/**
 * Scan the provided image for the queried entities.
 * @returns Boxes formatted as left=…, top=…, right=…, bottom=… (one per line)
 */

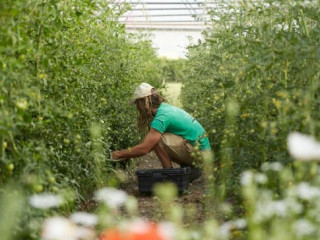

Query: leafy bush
left=182, top=0, right=320, bottom=199
left=0, top=0, right=162, bottom=198
left=159, top=58, right=188, bottom=83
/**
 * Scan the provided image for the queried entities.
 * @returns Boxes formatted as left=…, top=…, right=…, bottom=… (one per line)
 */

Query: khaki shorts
left=159, top=133, right=213, bottom=167
left=159, top=133, right=194, bottom=165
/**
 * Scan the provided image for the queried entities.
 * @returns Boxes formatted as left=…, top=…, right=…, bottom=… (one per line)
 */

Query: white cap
left=130, top=83, right=154, bottom=104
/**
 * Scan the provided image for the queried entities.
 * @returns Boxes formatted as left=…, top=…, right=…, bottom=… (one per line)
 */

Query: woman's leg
left=158, top=133, right=206, bottom=182
left=153, top=133, right=195, bottom=167
left=153, top=142, right=173, bottom=168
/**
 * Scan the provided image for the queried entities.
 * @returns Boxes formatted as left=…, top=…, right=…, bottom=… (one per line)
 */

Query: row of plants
left=2, top=132, right=320, bottom=240
left=159, top=58, right=189, bottom=83
left=0, top=0, right=162, bottom=202
left=182, top=0, right=320, bottom=202
left=2, top=0, right=320, bottom=239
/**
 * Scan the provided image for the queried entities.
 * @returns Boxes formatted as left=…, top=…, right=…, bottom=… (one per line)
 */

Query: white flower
left=70, top=212, right=98, bottom=227
left=254, top=173, right=268, bottom=184
left=241, top=171, right=267, bottom=185
left=218, top=219, right=246, bottom=239
left=254, top=200, right=286, bottom=222
left=42, top=217, right=94, bottom=240
left=29, top=193, right=63, bottom=209
left=158, top=222, right=177, bottom=240
left=292, top=182, right=320, bottom=201
left=218, top=222, right=232, bottom=239
left=309, top=201, right=320, bottom=222
left=292, top=219, right=317, bottom=238
left=189, top=231, right=201, bottom=240
left=263, top=2, right=271, bottom=8
left=95, top=187, right=128, bottom=209
left=42, top=217, right=76, bottom=240
left=261, top=162, right=283, bottom=172
left=287, top=132, right=320, bottom=161
left=127, top=219, right=150, bottom=234
left=240, top=171, right=254, bottom=186
left=253, top=193, right=303, bottom=222
left=233, top=219, right=247, bottom=229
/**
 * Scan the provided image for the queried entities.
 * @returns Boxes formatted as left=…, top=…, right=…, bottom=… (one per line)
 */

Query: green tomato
left=48, top=176, right=56, bottom=183
left=6, top=163, right=14, bottom=171
left=208, top=175, right=214, bottom=180
left=33, top=184, right=43, bottom=193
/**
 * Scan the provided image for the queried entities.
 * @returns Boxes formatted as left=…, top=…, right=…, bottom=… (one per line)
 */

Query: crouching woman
left=112, top=83, right=213, bottom=181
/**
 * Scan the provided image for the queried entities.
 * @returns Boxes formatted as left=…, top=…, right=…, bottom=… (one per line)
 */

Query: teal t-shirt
left=150, top=103, right=211, bottom=150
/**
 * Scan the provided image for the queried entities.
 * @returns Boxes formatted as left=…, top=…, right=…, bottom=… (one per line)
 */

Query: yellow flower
left=261, top=121, right=268, bottom=128
left=241, top=113, right=249, bottom=119
left=276, top=91, right=288, bottom=98
left=271, top=127, right=278, bottom=134
left=37, top=73, right=46, bottom=79
left=272, top=98, right=281, bottom=110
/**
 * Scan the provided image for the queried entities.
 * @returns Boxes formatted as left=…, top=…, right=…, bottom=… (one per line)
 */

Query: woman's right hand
left=112, top=150, right=122, bottom=160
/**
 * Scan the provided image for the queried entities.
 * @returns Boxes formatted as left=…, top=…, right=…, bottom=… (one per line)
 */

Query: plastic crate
left=136, top=167, right=190, bottom=194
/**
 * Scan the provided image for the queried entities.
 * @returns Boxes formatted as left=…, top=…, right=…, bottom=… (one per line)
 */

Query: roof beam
left=126, top=26, right=205, bottom=32
left=122, top=13, right=209, bottom=17
left=113, top=1, right=220, bottom=5
left=121, top=20, right=206, bottom=22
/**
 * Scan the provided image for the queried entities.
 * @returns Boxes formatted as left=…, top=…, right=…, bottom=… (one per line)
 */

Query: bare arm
left=112, top=128, right=162, bottom=160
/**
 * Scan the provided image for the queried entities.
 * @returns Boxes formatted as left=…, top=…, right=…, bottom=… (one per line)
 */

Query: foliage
left=0, top=0, right=162, bottom=199
left=4, top=157, right=320, bottom=240
left=2, top=0, right=320, bottom=239
left=182, top=0, right=320, bottom=200
left=159, top=58, right=188, bottom=83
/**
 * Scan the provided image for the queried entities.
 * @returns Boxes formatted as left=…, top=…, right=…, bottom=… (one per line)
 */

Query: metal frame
left=114, top=0, right=225, bottom=30
left=112, top=1, right=220, bottom=5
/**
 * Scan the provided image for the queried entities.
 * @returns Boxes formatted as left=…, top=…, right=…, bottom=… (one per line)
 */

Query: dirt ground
left=118, top=153, right=207, bottom=225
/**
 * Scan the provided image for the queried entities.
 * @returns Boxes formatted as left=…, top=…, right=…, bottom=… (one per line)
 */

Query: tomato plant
left=182, top=0, right=320, bottom=200
left=0, top=0, right=162, bottom=198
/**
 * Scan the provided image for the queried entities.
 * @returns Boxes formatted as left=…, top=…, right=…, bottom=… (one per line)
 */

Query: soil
left=118, top=153, right=207, bottom=226
left=80, top=152, right=208, bottom=226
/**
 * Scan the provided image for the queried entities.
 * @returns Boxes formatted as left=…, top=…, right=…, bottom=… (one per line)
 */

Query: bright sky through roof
left=128, top=29, right=203, bottom=59
left=118, top=0, right=212, bottom=59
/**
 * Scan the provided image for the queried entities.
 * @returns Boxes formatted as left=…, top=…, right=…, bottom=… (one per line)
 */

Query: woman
left=112, top=83, right=212, bottom=181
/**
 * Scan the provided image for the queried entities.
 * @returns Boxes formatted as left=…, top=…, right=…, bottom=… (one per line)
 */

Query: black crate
left=136, top=167, right=190, bottom=194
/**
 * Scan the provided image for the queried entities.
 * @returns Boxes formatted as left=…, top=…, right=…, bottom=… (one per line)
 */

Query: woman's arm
left=112, top=128, right=162, bottom=160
